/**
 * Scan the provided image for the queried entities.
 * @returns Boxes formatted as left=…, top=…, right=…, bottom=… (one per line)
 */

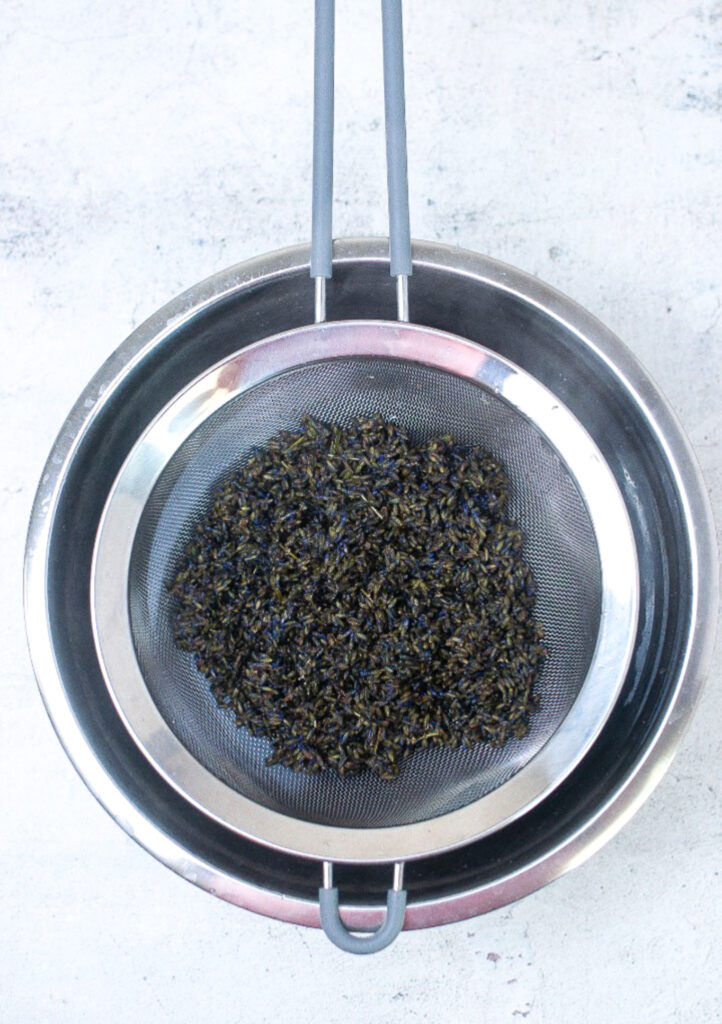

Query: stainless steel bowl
left=24, top=238, right=718, bottom=933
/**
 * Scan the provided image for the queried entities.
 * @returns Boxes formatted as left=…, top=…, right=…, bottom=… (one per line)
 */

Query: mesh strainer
left=89, top=0, right=638, bottom=952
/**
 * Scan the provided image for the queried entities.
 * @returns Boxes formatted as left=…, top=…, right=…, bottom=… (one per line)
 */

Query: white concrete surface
left=2, top=0, right=721, bottom=1020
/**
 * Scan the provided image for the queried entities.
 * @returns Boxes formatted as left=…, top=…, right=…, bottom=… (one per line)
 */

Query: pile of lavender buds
left=171, top=416, right=546, bottom=780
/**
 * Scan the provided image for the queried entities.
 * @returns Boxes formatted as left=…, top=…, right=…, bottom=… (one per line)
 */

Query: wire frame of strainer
left=91, top=319, right=639, bottom=864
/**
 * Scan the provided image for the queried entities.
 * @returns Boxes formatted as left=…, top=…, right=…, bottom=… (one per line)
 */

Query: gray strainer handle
left=310, top=0, right=334, bottom=283
left=319, top=861, right=407, bottom=954
left=311, top=0, right=412, bottom=322
left=381, top=0, right=412, bottom=280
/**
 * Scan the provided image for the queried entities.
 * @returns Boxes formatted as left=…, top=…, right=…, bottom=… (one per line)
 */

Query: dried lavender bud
left=170, top=415, right=546, bottom=780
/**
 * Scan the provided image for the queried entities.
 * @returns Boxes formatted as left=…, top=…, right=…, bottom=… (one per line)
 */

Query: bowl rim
left=24, top=237, right=718, bottom=929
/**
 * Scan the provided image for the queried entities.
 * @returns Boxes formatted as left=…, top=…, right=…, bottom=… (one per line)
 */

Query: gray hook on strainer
left=320, top=862, right=407, bottom=955
left=312, top=0, right=411, bottom=954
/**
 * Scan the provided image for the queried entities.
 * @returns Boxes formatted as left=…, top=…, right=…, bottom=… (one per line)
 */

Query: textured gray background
left=3, top=0, right=721, bottom=1021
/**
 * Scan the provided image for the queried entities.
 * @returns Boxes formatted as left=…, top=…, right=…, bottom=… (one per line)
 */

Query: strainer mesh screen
left=129, top=357, right=602, bottom=828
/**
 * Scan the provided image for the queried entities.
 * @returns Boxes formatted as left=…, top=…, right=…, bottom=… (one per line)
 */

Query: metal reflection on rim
left=89, top=318, right=639, bottom=863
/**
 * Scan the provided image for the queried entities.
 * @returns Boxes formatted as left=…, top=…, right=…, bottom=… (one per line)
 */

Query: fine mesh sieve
left=89, top=0, right=639, bottom=953
left=129, top=355, right=602, bottom=830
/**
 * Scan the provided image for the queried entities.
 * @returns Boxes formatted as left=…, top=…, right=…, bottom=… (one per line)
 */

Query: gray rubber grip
left=381, top=0, right=412, bottom=277
left=311, top=0, right=335, bottom=279
left=319, top=887, right=407, bottom=954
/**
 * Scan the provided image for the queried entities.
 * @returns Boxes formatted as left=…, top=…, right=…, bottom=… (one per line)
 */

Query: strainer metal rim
left=90, top=318, right=639, bottom=863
